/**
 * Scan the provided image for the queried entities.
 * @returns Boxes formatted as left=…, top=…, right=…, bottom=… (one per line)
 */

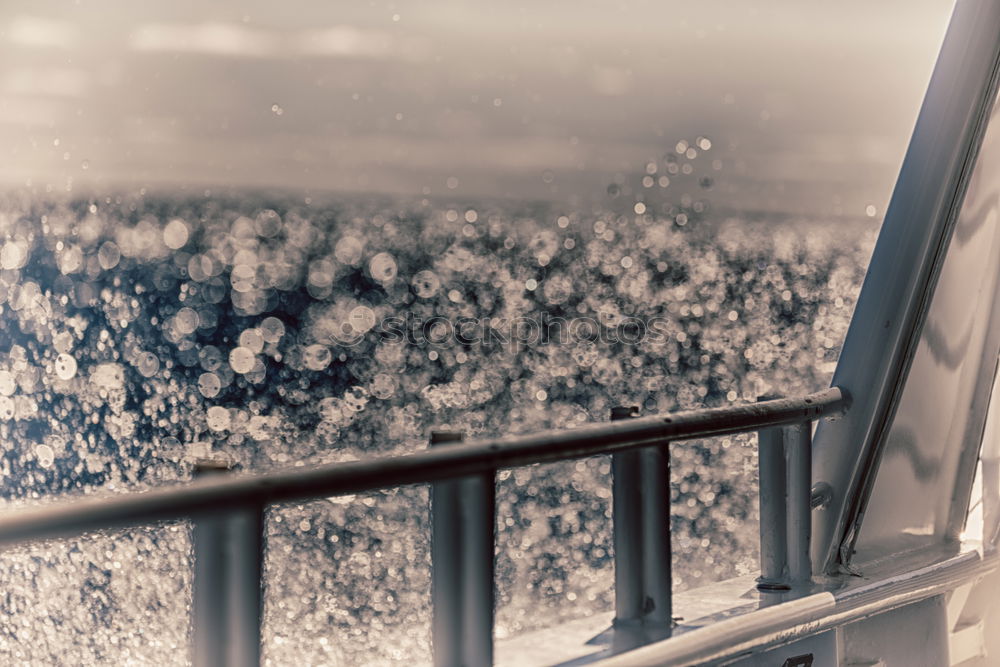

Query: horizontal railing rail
left=0, top=387, right=848, bottom=547
left=0, top=386, right=849, bottom=666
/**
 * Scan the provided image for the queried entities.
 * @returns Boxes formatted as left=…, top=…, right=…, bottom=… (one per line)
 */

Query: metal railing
left=0, top=387, right=848, bottom=666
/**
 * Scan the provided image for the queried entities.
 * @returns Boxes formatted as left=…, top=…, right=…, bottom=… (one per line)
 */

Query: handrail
left=0, top=386, right=848, bottom=666
left=0, top=387, right=848, bottom=548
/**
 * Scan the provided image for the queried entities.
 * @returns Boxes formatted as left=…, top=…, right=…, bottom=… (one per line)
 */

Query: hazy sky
left=0, top=1, right=956, bottom=217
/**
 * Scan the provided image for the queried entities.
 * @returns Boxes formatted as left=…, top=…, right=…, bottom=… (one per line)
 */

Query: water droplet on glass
left=136, top=351, right=160, bottom=378
left=1, top=242, right=28, bottom=270
left=229, top=347, right=257, bottom=374
left=343, top=386, right=369, bottom=412
left=411, top=270, right=440, bottom=299
left=0, top=371, right=15, bottom=397
left=206, top=406, right=231, bottom=432
left=369, top=252, right=398, bottom=283
left=334, top=236, right=364, bottom=266
left=198, top=372, right=222, bottom=399
left=239, top=328, right=265, bottom=354
left=163, top=219, right=190, bottom=250
left=54, top=353, right=78, bottom=380
left=348, top=306, right=376, bottom=334
left=34, top=444, right=55, bottom=468
left=98, top=241, right=121, bottom=270
left=173, top=307, right=200, bottom=336
left=303, top=344, right=332, bottom=371
left=370, top=373, right=397, bottom=399
left=199, top=346, right=224, bottom=372
left=260, top=317, right=285, bottom=344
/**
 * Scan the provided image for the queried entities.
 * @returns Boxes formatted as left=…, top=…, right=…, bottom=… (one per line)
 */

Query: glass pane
left=495, top=459, right=613, bottom=638
left=0, top=0, right=953, bottom=662
left=264, top=488, right=431, bottom=664
left=671, top=433, right=761, bottom=588
left=0, top=525, right=190, bottom=663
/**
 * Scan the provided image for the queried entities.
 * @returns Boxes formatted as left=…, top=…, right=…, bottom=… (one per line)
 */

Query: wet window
left=0, top=1, right=953, bottom=663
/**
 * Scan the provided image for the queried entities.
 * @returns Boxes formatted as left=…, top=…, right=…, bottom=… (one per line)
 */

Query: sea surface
left=0, top=188, right=875, bottom=665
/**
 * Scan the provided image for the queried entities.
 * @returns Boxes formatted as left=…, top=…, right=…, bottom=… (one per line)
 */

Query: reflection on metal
left=610, top=407, right=671, bottom=631
left=0, top=389, right=846, bottom=665
left=595, top=548, right=995, bottom=667
left=757, top=418, right=813, bottom=590
left=611, top=407, right=645, bottom=623
left=810, top=0, right=1000, bottom=573
left=638, top=444, right=672, bottom=626
left=757, top=424, right=788, bottom=589
left=981, top=362, right=1000, bottom=549
left=785, top=423, right=813, bottom=586
left=810, top=482, right=833, bottom=510
left=430, top=432, right=495, bottom=667
left=191, top=461, right=264, bottom=667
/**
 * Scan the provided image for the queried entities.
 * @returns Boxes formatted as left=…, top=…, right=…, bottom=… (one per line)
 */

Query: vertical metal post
left=757, top=425, right=789, bottom=590
left=192, top=460, right=264, bottom=667
left=639, top=443, right=672, bottom=626
left=430, top=431, right=495, bottom=667
left=226, top=505, right=265, bottom=667
left=611, top=407, right=644, bottom=624
left=192, top=463, right=227, bottom=667
left=611, top=407, right=672, bottom=628
left=784, top=422, right=813, bottom=584
left=431, top=432, right=462, bottom=667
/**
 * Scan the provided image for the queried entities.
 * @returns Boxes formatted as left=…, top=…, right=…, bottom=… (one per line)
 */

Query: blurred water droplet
left=0, top=371, right=14, bottom=397
left=260, top=316, right=286, bottom=343
left=239, top=328, right=265, bottom=354
left=54, top=353, right=77, bottom=380
left=370, top=373, right=397, bottom=399
left=198, top=372, right=222, bottom=399
left=411, top=270, right=440, bottom=299
left=136, top=351, right=160, bottom=378
left=163, top=219, right=189, bottom=250
left=207, top=406, right=231, bottom=432
left=34, top=444, right=55, bottom=468
left=303, top=344, right=332, bottom=371
left=229, top=347, right=257, bottom=374
left=334, top=236, right=364, bottom=266
left=369, top=252, right=398, bottom=283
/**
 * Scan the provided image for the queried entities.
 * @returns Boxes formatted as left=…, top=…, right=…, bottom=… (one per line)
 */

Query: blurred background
left=0, top=0, right=953, bottom=218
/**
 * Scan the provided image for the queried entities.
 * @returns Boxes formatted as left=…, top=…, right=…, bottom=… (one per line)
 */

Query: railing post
left=192, top=460, right=264, bottom=667
left=640, top=443, right=672, bottom=626
left=756, top=422, right=789, bottom=590
left=611, top=407, right=644, bottom=624
left=784, top=422, right=813, bottom=584
left=611, top=407, right=672, bottom=628
left=430, top=431, right=495, bottom=666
